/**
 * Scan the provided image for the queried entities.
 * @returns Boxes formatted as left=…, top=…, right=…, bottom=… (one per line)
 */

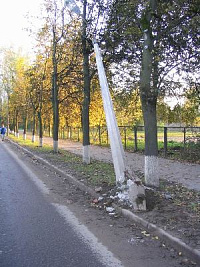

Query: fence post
left=70, top=127, right=72, bottom=140
left=98, top=125, right=101, bottom=145
left=66, top=126, right=68, bottom=139
left=63, top=127, right=65, bottom=139
left=106, top=128, right=108, bottom=145
left=77, top=127, right=80, bottom=142
left=124, top=126, right=127, bottom=150
left=183, top=127, right=186, bottom=150
left=164, top=127, right=167, bottom=157
left=134, top=126, right=138, bottom=152
left=49, top=123, right=51, bottom=137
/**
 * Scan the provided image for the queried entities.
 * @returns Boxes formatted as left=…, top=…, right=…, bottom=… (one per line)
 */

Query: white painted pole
left=93, top=40, right=125, bottom=184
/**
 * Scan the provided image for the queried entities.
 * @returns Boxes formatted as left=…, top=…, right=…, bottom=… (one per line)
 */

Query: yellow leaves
left=114, top=89, right=142, bottom=125
left=141, top=231, right=160, bottom=241
left=141, top=230, right=150, bottom=237
left=153, top=236, right=159, bottom=240
left=89, top=89, right=105, bottom=126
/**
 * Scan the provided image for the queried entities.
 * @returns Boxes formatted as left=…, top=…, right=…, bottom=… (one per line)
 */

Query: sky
left=0, top=0, right=43, bottom=55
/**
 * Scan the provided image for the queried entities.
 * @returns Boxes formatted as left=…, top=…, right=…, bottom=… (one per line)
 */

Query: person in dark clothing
left=1, top=124, right=7, bottom=141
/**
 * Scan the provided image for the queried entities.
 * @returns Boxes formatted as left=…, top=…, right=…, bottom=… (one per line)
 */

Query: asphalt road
left=0, top=142, right=122, bottom=267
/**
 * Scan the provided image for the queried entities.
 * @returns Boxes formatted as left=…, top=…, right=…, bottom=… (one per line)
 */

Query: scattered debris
left=106, top=207, right=115, bottom=213
left=180, top=258, right=189, bottom=265
left=141, top=231, right=150, bottom=237
left=66, top=199, right=73, bottom=204
left=164, top=193, right=173, bottom=200
left=98, top=196, right=104, bottom=202
left=108, top=212, right=116, bottom=216
left=128, top=236, right=144, bottom=245
left=92, top=199, right=99, bottom=204
left=117, top=191, right=129, bottom=203
left=95, top=186, right=103, bottom=193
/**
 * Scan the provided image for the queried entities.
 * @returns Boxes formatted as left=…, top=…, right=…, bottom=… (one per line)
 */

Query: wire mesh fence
left=57, top=125, right=199, bottom=157
left=28, top=123, right=200, bottom=162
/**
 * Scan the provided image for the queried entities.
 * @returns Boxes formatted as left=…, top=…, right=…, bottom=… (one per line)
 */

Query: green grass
left=9, top=135, right=53, bottom=153
left=54, top=149, right=116, bottom=186
left=8, top=134, right=116, bottom=187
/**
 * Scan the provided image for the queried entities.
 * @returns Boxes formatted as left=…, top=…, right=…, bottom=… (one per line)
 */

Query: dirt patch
left=141, top=180, right=200, bottom=250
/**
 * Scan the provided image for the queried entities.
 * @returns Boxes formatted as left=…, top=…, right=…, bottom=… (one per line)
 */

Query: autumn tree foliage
left=0, top=0, right=199, bottom=168
left=0, top=49, right=30, bottom=134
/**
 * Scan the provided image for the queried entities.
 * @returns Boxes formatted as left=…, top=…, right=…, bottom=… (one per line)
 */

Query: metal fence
left=57, top=125, right=200, bottom=156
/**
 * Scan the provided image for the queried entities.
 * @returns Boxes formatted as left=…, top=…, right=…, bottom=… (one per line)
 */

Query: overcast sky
left=0, top=0, right=43, bottom=55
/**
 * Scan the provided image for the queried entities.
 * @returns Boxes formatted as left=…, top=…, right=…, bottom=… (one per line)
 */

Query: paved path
left=24, top=134, right=200, bottom=191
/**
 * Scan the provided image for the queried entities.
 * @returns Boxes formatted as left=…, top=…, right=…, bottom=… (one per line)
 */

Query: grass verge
left=8, top=135, right=116, bottom=187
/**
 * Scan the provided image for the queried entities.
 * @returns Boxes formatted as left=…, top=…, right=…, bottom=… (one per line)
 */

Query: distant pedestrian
left=1, top=124, right=7, bottom=141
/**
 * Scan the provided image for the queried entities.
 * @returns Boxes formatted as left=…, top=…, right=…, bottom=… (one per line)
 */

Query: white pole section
left=93, top=40, right=125, bottom=184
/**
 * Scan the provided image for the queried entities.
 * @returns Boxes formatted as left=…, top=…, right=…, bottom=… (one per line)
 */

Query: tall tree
left=103, top=0, right=200, bottom=186
left=140, top=0, right=159, bottom=186
left=1, top=49, right=18, bottom=133
left=65, top=0, right=111, bottom=163
left=1, top=49, right=29, bottom=136
left=41, top=0, right=82, bottom=152
left=82, top=0, right=91, bottom=163
left=181, top=85, right=200, bottom=126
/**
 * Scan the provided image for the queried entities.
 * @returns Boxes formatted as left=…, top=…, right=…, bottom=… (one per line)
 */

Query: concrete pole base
left=39, top=138, right=43, bottom=147
left=83, top=145, right=90, bottom=164
left=127, top=180, right=146, bottom=211
left=145, top=155, right=159, bottom=187
left=53, top=140, right=58, bottom=153
left=32, top=135, right=35, bottom=143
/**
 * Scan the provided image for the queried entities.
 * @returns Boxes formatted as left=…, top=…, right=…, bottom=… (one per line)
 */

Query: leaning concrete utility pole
left=91, top=41, right=146, bottom=210
left=93, top=40, right=126, bottom=184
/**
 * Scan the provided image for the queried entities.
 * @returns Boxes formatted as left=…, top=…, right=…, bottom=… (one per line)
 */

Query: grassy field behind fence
left=55, top=126, right=200, bottom=163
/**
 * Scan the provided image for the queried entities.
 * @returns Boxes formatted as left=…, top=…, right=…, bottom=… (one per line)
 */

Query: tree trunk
left=38, top=110, right=43, bottom=147
left=32, top=112, right=36, bottom=143
left=7, top=113, right=9, bottom=136
left=23, top=114, right=27, bottom=140
left=16, top=111, right=19, bottom=138
left=12, top=117, right=15, bottom=135
left=82, top=0, right=90, bottom=164
left=141, top=97, right=159, bottom=186
left=49, top=120, right=51, bottom=137
left=7, top=95, right=10, bottom=136
left=140, top=0, right=159, bottom=187
left=52, top=24, right=59, bottom=153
